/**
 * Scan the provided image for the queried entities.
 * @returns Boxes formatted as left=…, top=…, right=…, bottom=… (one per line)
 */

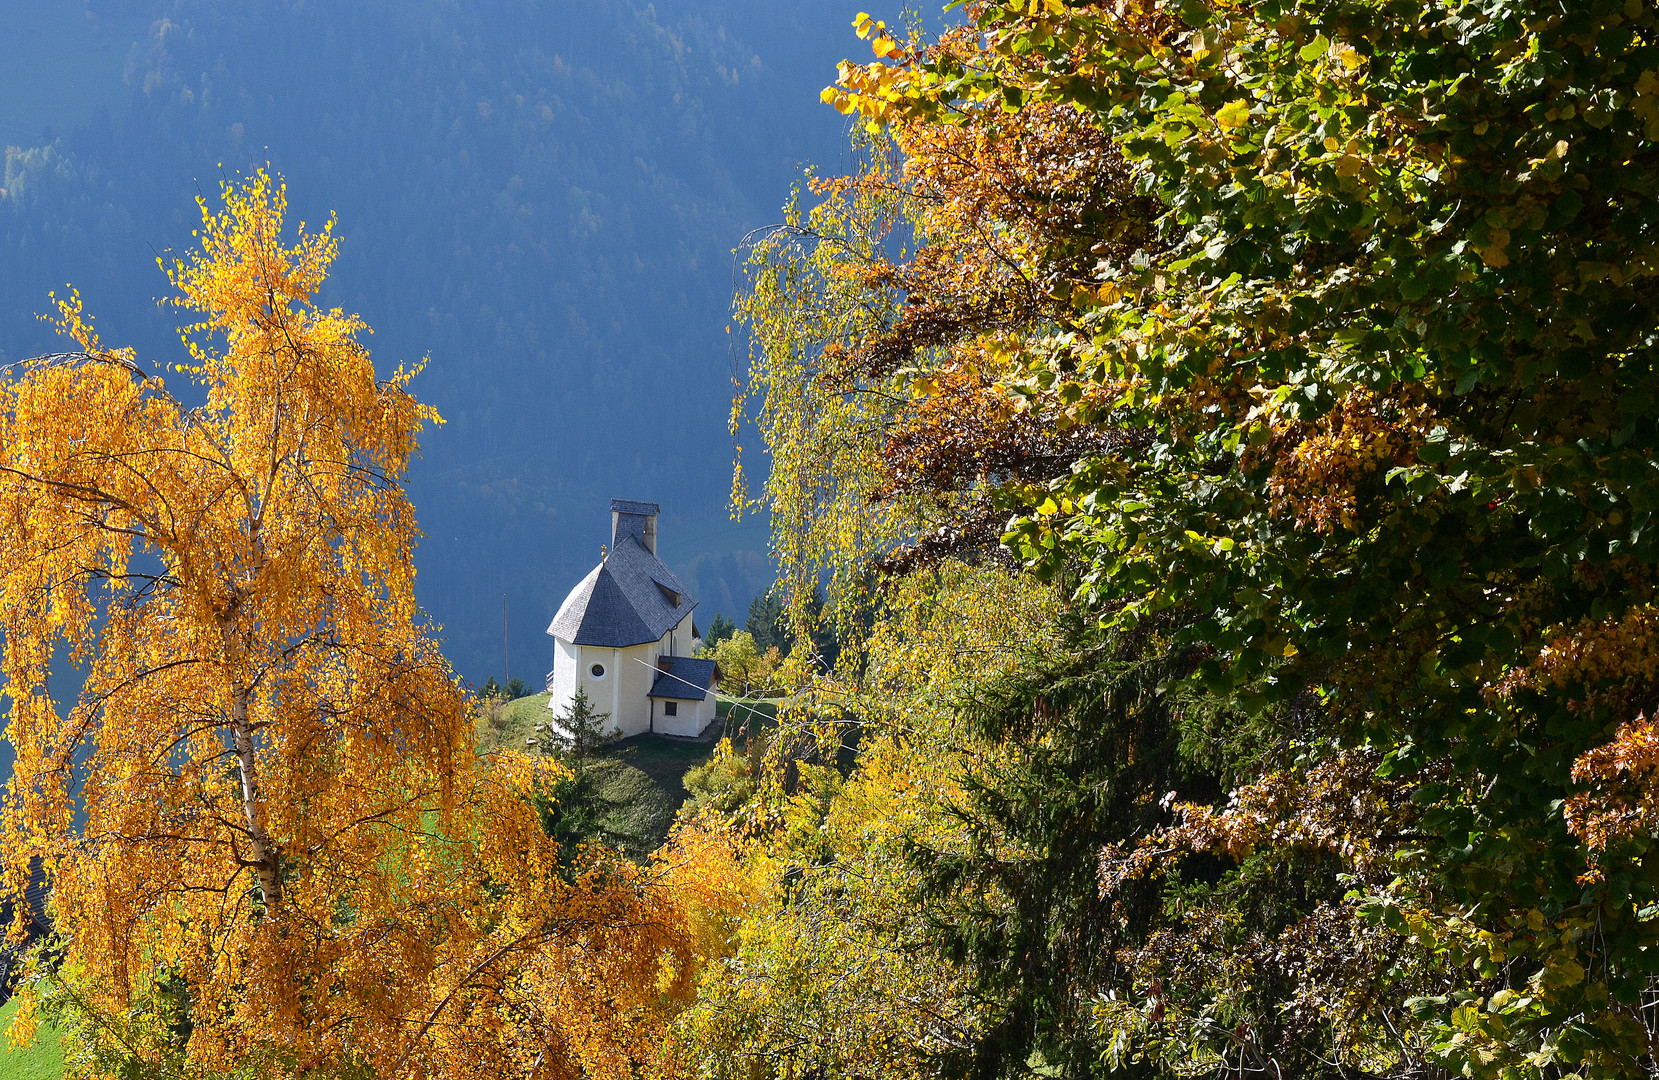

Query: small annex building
left=545, top=500, right=718, bottom=739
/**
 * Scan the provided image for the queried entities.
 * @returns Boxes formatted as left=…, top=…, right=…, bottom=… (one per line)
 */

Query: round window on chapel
left=589, top=663, right=606, bottom=678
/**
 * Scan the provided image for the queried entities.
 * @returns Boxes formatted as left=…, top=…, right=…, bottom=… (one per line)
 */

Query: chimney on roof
left=611, top=498, right=660, bottom=556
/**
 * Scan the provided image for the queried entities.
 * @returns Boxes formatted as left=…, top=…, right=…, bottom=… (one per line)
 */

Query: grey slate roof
left=611, top=499, right=660, bottom=516
left=546, top=534, right=697, bottom=648
left=648, top=656, right=718, bottom=700
left=0, top=861, right=51, bottom=1004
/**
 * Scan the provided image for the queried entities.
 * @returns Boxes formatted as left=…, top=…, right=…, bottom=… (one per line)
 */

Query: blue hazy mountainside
left=0, top=0, right=856, bottom=686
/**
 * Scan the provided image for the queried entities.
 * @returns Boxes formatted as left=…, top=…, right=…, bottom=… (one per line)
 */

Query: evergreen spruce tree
left=532, top=689, right=611, bottom=869
left=550, top=687, right=610, bottom=763
left=701, top=612, right=737, bottom=650
left=911, top=624, right=1306, bottom=1078
left=745, top=591, right=787, bottom=654
left=746, top=585, right=837, bottom=666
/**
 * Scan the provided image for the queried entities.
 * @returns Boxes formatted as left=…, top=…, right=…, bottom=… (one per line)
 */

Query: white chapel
left=544, top=500, right=719, bottom=739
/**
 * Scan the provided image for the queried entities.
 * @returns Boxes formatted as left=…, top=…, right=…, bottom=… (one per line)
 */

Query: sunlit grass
left=476, top=692, right=720, bottom=856
left=0, top=995, right=62, bottom=1080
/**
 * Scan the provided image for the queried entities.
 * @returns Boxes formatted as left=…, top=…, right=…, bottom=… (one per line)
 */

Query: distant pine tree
left=746, top=586, right=839, bottom=669
left=746, top=591, right=787, bottom=653
left=702, top=612, right=737, bottom=649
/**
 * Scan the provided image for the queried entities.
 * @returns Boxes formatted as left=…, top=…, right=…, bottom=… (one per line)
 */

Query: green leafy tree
left=681, top=740, right=756, bottom=817
left=746, top=587, right=839, bottom=672
left=670, top=561, right=1083, bottom=1078
left=533, top=690, right=611, bottom=866
left=818, top=0, right=1659, bottom=1073
left=709, top=630, right=769, bottom=697
left=691, top=0, right=1659, bottom=1073
left=482, top=675, right=531, bottom=700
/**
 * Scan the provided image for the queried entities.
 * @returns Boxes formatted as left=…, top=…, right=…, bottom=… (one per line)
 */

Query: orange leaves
left=852, top=12, right=907, bottom=61
left=827, top=58, right=915, bottom=130
left=656, top=810, right=765, bottom=974
left=1260, top=386, right=1436, bottom=533
left=741, top=21, right=1155, bottom=648
left=1567, top=713, right=1659, bottom=856
left=1514, top=604, right=1659, bottom=698
left=1550, top=607, right=1659, bottom=854
left=885, top=363, right=1018, bottom=487
left=1100, top=747, right=1436, bottom=897
left=170, top=172, right=333, bottom=332
left=879, top=354, right=1122, bottom=560
left=0, top=172, right=691, bottom=1080
left=896, top=96, right=1144, bottom=271
left=42, top=287, right=136, bottom=372
left=823, top=13, right=931, bottom=129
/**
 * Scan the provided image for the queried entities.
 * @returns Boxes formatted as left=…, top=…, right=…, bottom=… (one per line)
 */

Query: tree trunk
left=231, top=681, right=282, bottom=910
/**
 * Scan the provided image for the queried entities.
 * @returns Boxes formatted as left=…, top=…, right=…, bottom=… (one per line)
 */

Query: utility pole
left=502, top=593, right=510, bottom=686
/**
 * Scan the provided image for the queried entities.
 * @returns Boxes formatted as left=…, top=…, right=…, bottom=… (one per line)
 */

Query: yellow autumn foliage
left=0, top=172, right=688, bottom=1080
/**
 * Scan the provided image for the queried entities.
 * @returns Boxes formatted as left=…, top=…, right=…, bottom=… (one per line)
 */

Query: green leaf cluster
left=882, top=0, right=1659, bottom=1072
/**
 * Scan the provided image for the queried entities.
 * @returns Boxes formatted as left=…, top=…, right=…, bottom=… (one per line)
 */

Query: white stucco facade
left=544, top=501, right=717, bottom=741
left=549, top=637, right=579, bottom=712
left=548, top=611, right=715, bottom=738
left=650, top=680, right=715, bottom=737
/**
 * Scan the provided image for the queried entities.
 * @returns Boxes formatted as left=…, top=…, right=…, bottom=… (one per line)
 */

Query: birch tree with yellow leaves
left=0, top=172, right=687, bottom=1080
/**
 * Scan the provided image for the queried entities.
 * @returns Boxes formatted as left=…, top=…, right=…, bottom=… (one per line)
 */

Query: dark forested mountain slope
left=0, top=0, right=852, bottom=683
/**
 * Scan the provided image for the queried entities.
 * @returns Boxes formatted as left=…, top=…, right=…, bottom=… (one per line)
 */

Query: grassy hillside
left=0, top=995, right=61, bottom=1080
left=476, top=692, right=726, bottom=856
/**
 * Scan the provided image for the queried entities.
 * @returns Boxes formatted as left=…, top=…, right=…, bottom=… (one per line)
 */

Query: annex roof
left=648, top=656, right=718, bottom=700
left=546, top=533, right=697, bottom=648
